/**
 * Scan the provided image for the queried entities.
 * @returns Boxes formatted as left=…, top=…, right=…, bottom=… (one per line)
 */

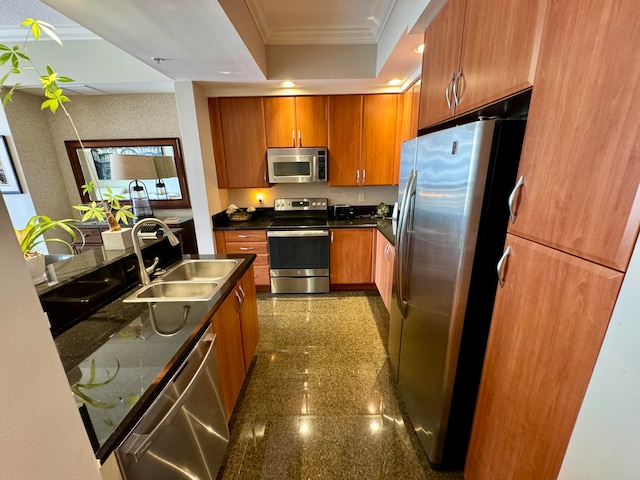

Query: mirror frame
left=65, top=137, right=191, bottom=209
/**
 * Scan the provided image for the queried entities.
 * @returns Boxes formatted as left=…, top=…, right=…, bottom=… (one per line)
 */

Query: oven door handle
left=267, top=230, right=329, bottom=238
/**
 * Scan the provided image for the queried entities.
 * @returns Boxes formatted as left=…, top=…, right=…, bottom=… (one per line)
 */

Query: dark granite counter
left=212, top=207, right=396, bottom=245
left=54, top=253, right=255, bottom=463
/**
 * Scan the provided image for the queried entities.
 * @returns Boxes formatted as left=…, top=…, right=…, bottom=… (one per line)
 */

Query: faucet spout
left=131, top=218, right=181, bottom=285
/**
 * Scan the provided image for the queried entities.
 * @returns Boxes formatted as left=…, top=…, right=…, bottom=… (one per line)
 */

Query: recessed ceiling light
left=413, top=43, right=425, bottom=54
left=386, top=79, right=403, bottom=86
left=280, top=81, right=296, bottom=88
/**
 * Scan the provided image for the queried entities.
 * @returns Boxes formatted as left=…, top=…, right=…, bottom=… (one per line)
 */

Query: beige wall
left=4, top=91, right=182, bottom=219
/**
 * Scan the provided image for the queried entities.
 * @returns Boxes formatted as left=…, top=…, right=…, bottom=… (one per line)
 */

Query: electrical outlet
left=358, top=193, right=365, bottom=202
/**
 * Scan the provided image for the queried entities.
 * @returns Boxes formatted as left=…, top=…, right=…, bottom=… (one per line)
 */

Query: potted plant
left=1, top=19, right=137, bottom=250
left=73, top=182, right=136, bottom=250
left=15, top=215, right=82, bottom=284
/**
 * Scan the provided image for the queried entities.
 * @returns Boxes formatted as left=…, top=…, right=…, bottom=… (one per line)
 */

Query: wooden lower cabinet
left=465, top=234, right=623, bottom=480
left=209, top=288, right=246, bottom=421
left=374, top=230, right=395, bottom=310
left=215, top=230, right=270, bottom=286
left=238, top=265, right=259, bottom=371
left=330, top=228, right=374, bottom=285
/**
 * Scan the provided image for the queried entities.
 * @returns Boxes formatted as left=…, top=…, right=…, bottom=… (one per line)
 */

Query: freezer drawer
left=115, top=325, right=229, bottom=479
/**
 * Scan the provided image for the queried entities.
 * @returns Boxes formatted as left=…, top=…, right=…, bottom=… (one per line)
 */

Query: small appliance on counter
left=333, top=204, right=355, bottom=220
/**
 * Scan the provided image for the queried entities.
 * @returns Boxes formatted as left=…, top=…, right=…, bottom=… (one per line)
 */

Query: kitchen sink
left=160, top=259, right=241, bottom=282
left=123, top=281, right=220, bottom=303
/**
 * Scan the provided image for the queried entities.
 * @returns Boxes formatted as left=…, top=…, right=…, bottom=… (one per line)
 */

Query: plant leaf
left=37, top=22, right=62, bottom=46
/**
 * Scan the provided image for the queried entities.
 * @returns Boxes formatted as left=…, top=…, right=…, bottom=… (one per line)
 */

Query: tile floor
left=218, top=291, right=464, bottom=480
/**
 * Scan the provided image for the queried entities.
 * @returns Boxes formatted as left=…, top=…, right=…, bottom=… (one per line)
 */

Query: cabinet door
left=210, top=292, right=246, bottom=420
left=330, top=228, right=374, bottom=284
left=374, top=231, right=395, bottom=311
left=216, top=97, right=268, bottom=188
left=264, top=96, right=296, bottom=148
left=418, top=0, right=465, bottom=130
left=328, top=95, right=362, bottom=186
left=465, top=234, right=622, bottom=480
left=295, top=96, right=327, bottom=147
left=457, top=0, right=546, bottom=116
left=361, top=94, right=399, bottom=186
left=507, top=0, right=640, bottom=272
left=238, top=265, right=259, bottom=372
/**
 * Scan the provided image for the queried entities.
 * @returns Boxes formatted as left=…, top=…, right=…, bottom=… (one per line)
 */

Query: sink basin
left=160, top=259, right=241, bottom=282
left=123, top=281, right=219, bottom=303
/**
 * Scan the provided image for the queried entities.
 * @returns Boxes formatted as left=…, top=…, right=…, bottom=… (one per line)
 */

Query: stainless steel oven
left=268, top=198, right=330, bottom=293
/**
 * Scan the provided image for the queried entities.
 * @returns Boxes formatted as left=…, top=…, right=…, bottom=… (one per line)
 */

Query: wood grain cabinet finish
left=465, top=234, right=623, bottom=480
left=506, top=0, right=640, bottom=272
left=418, top=0, right=546, bottom=130
left=237, top=265, right=259, bottom=372
left=209, top=97, right=269, bottom=188
left=209, top=289, right=246, bottom=421
left=264, top=96, right=327, bottom=148
left=374, top=230, right=395, bottom=311
left=328, top=94, right=400, bottom=186
left=215, top=230, right=270, bottom=286
left=328, top=94, right=363, bottom=186
left=330, top=228, right=374, bottom=285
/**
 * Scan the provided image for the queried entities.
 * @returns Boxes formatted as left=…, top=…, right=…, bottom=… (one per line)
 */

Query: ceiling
left=0, top=0, right=443, bottom=96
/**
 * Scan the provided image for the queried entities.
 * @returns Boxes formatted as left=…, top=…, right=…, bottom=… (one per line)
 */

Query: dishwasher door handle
left=119, top=327, right=217, bottom=462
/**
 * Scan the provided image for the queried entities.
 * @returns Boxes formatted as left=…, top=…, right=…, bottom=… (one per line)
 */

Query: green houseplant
left=1, top=19, right=136, bottom=237
left=15, top=215, right=82, bottom=284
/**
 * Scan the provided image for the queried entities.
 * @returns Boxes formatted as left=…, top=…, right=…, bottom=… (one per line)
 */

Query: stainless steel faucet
left=131, top=218, right=180, bottom=285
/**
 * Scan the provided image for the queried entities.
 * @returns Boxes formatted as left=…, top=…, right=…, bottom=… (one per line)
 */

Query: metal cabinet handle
left=496, top=246, right=512, bottom=288
left=330, top=231, right=334, bottom=244
left=239, top=247, right=254, bottom=251
left=453, top=67, right=465, bottom=106
left=291, top=130, right=296, bottom=147
left=239, top=235, right=250, bottom=239
left=508, top=175, right=525, bottom=224
left=384, top=244, right=390, bottom=260
left=298, top=130, right=302, bottom=147
left=445, top=73, right=455, bottom=110
left=362, top=169, right=366, bottom=185
left=356, top=170, right=360, bottom=184
left=235, top=289, right=243, bottom=311
left=238, top=284, right=246, bottom=306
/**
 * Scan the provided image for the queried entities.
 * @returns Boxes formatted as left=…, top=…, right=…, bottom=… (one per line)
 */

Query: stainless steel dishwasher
left=115, top=324, right=229, bottom=479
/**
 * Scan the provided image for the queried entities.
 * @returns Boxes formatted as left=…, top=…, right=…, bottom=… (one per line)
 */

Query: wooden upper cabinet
left=457, top=0, right=546, bottom=115
left=465, top=234, right=623, bottom=480
left=264, top=96, right=327, bottom=148
left=330, top=228, right=374, bottom=284
left=211, top=97, right=268, bottom=188
left=362, top=94, right=399, bottom=186
left=418, top=0, right=465, bottom=129
left=507, top=0, right=640, bottom=272
left=328, top=94, right=362, bottom=186
left=418, top=0, right=546, bottom=130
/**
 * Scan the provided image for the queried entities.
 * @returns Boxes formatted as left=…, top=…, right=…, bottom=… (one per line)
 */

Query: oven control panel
left=274, top=198, right=328, bottom=211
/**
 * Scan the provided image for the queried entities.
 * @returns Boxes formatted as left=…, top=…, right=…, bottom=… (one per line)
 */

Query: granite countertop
left=54, top=253, right=255, bottom=462
left=212, top=208, right=396, bottom=245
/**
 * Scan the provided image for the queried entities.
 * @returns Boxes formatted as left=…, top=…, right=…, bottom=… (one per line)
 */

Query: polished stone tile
left=219, top=291, right=464, bottom=480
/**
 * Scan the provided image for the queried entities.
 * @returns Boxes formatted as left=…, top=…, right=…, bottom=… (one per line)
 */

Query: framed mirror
left=65, top=138, right=191, bottom=209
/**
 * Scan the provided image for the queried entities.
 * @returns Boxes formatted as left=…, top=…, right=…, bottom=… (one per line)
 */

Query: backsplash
left=226, top=184, right=397, bottom=209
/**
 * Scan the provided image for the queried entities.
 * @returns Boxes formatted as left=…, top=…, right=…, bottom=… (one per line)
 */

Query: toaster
left=333, top=204, right=355, bottom=219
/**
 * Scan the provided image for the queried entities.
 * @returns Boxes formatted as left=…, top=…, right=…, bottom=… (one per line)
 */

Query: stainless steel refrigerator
left=390, top=118, right=526, bottom=469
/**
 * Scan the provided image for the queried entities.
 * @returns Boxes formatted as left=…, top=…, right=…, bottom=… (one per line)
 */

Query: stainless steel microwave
left=267, top=147, right=328, bottom=183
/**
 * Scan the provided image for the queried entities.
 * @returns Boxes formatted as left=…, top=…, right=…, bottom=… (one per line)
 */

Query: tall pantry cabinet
left=465, top=1, right=640, bottom=479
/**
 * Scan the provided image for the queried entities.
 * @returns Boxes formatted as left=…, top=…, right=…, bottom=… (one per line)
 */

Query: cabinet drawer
left=225, top=242, right=268, bottom=255
left=254, top=253, right=269, bottom=267
left=253, top=265, right=271, bottom=286
left=224, top=230, right=267, bottom=242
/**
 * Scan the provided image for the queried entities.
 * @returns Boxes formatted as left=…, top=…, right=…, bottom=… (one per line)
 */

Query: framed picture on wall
left=0, top=136, right=22, bottom=194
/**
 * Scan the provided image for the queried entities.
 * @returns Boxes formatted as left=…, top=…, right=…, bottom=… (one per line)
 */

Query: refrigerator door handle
left=395, top=170, right=417, bottom=314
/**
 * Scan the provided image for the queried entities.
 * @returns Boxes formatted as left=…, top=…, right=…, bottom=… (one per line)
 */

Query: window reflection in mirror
left=65, top=138, right=191, bottom=209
